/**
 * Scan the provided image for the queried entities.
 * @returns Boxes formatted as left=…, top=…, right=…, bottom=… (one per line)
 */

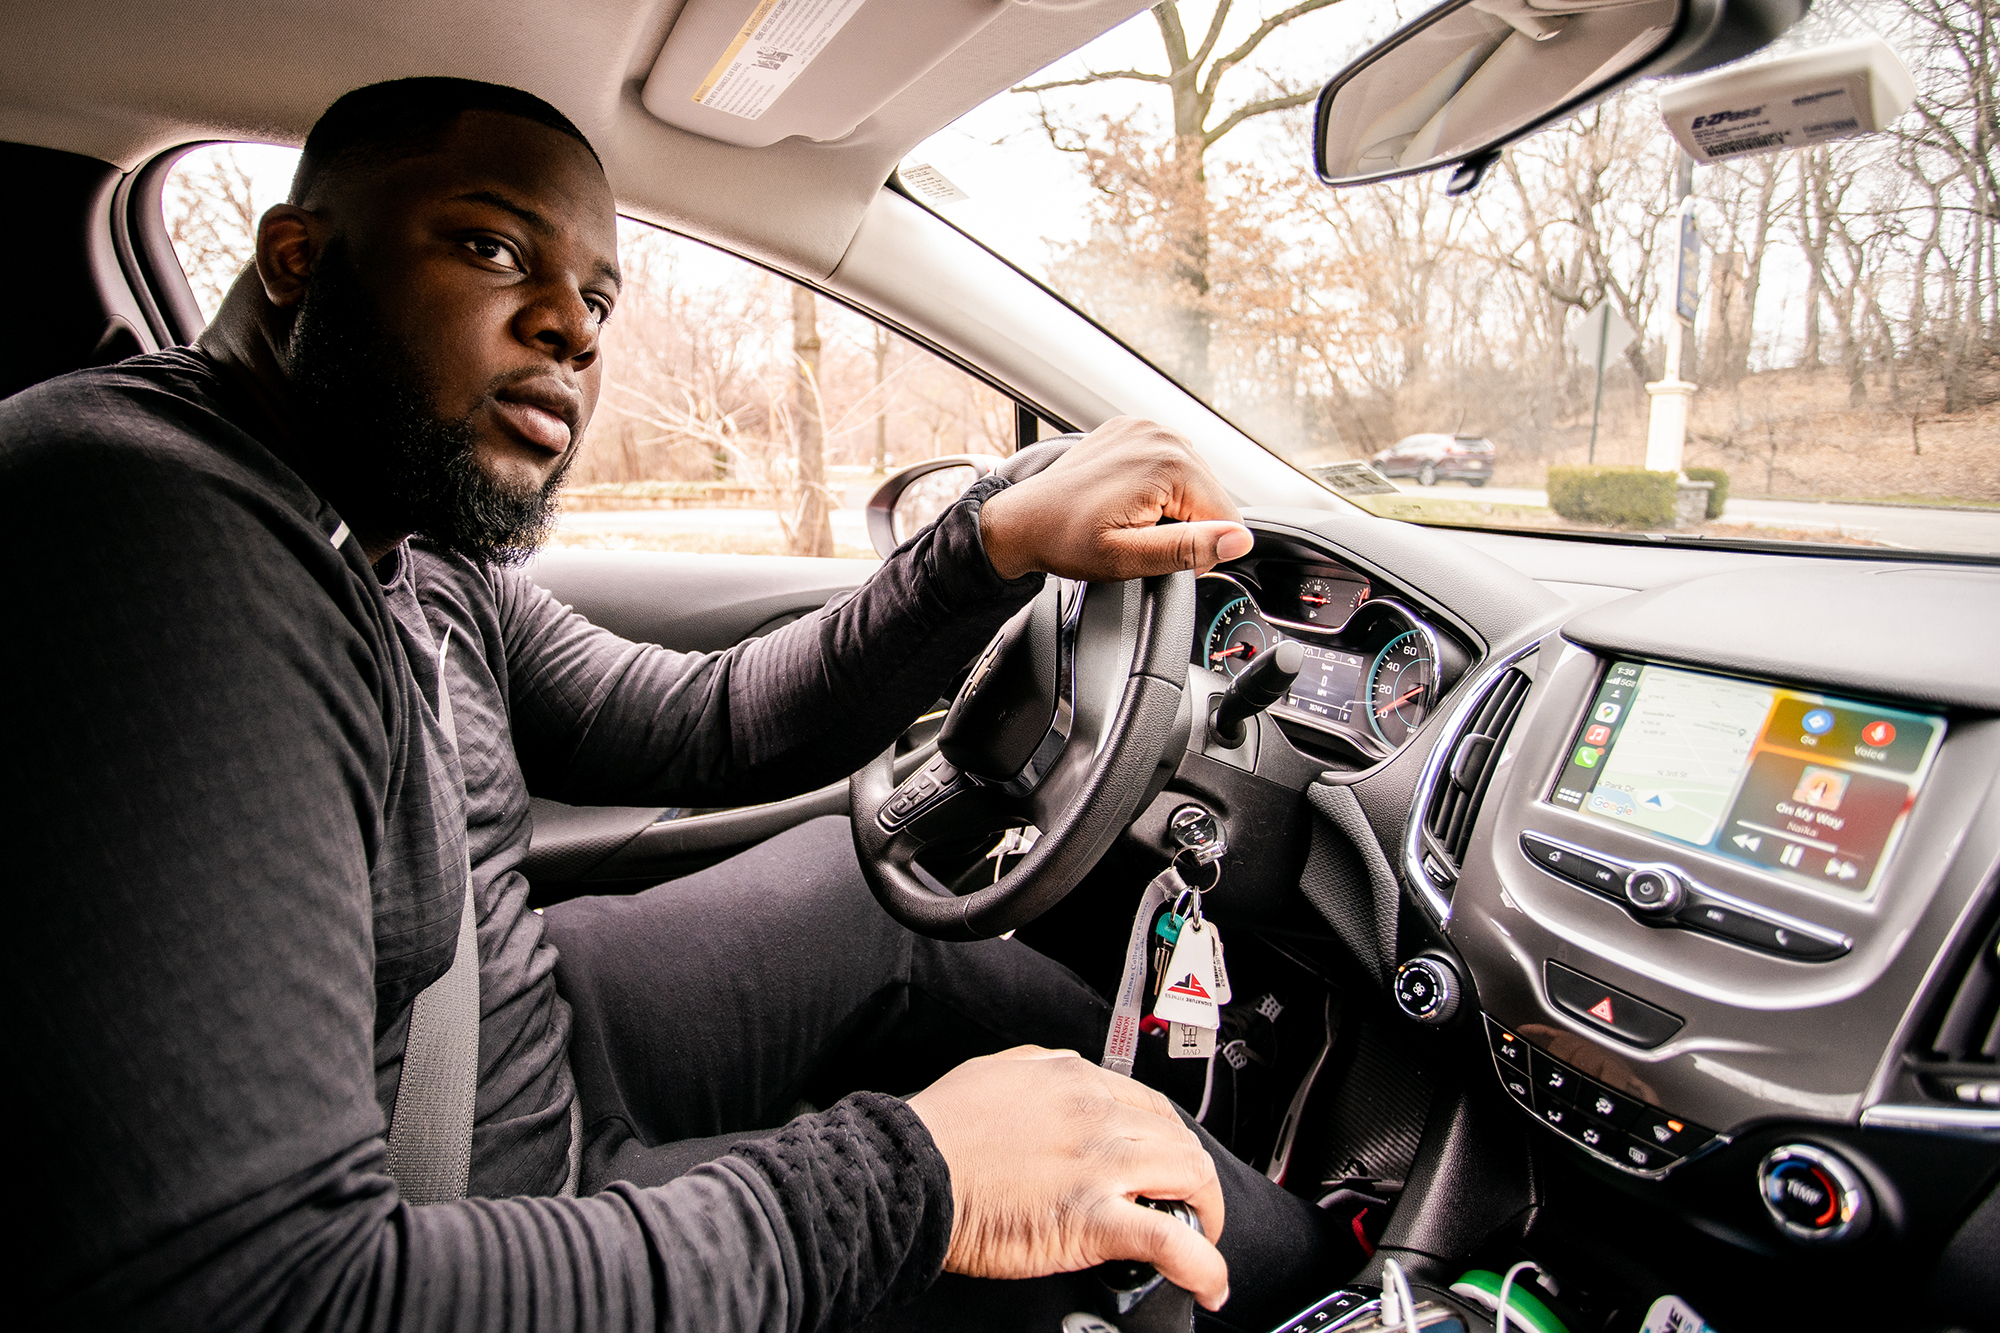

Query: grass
left=1348, top=491, right=1895, bottom=546
left=1765, top=493, right=2000, bottom=511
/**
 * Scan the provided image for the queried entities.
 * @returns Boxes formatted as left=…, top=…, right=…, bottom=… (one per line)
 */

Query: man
left=5, top=79, right=1351, bottom=1329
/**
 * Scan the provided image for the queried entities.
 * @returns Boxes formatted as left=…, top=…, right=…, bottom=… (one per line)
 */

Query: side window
left=160, top=147, right=1025, bottom=561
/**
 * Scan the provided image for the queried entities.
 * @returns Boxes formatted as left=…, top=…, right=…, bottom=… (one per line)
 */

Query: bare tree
left=1016, top=0, right=1348, bottom=392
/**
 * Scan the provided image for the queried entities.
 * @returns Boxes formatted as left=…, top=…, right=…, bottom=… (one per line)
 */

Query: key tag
left=1169, top=1019, right=1217, bottom=1060
left=1153, top=916, right=1222, bottom=1030
left=1207, top=920, right=1232, bottom=1005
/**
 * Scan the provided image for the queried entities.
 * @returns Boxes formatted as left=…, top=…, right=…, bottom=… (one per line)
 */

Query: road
left=1395, top=483, right=2000, bottom=554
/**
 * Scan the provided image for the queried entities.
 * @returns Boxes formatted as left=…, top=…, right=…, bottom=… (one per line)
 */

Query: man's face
left=288, top=109, right=620, bottom=559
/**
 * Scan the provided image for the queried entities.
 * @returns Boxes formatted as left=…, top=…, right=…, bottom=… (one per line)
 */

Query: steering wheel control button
left=1758, top=1144, right=1874, bottom=1245
left=1519, top=832, right=1626, bottom=898
left=1393, top=956, right=1460, bottom=1025
left=879, top=756, right=960, bottom=830
left=1545, top=961, right=1683, bottom=1049
left=1623, top=868, right=1684, bottom=917
left=1488, top=1022, right=1529, bottom=1072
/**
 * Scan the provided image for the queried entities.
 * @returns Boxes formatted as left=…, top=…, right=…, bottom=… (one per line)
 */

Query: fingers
left=1097, top=519, right=1254, bottom=578
left=1100, top=1195, right=1231, bottom=1311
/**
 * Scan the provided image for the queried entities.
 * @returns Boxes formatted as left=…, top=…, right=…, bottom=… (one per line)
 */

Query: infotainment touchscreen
left=1550, top=662, right=1944, bottom=896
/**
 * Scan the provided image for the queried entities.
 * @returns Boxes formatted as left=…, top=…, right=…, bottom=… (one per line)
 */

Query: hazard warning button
left=1545, top=961, right=1683, bottom=1049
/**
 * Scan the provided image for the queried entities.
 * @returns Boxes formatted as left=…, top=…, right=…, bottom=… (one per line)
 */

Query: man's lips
left=492, top=382, right=581, bottom=454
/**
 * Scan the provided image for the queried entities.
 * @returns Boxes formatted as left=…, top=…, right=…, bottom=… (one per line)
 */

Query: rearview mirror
left=1313, top=0, right=1808, bottom=191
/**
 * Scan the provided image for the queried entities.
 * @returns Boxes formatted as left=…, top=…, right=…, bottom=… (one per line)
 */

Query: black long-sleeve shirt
left=3, top=350, right=1041, bottom=1329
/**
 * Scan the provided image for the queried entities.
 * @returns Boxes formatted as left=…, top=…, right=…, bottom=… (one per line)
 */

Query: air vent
left=1423, top=667, right=1532, bottom=874
left=1905, top=905, right=2000, bottom=1106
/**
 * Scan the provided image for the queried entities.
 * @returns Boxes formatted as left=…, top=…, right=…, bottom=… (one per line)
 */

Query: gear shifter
left=1210, top=639, right=1303, bottom=747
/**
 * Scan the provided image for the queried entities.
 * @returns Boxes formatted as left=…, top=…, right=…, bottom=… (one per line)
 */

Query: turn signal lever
left=1210, top=640, right=1302, bottom=747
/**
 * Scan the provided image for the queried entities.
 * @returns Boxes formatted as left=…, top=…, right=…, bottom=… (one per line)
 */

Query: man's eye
left=587, top=298, right=613, bottom=326
left=465, top=238, right=522, bottom=269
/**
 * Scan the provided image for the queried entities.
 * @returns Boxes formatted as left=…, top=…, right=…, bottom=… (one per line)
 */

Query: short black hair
left=289, top=77, right=599, bottom=205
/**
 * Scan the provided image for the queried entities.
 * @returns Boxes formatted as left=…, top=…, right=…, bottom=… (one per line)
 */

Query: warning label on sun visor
left=1675, top=83, right=1866, bottom=162
left=691, top=0, right=871, bottom=121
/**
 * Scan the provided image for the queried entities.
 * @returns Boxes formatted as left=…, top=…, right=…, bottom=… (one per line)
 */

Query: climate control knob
left=1393, top=956, right=1461, bottom=1025
left=1624, top=868, right=1685, bottom=918
left=1757, top=1144, right=1874, bottom=1245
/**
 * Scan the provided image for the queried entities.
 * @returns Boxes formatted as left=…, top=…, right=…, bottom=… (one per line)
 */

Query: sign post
left=1568, top=302, right=1636, bottom=463
left=1645, top=188, right=1701, bottom=474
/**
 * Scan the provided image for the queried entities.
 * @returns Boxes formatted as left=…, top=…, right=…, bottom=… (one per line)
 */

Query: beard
left=287, top=236, right=575, bottom=565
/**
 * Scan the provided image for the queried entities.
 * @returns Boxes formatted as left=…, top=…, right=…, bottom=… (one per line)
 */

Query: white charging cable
left=1494, top=1260, right=1542, bottom=1333
left=1378, top=1257, right=1422, bottom=1333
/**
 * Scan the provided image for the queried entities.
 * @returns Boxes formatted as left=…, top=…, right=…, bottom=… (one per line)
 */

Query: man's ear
left=254, top=205, right=321, bottom=310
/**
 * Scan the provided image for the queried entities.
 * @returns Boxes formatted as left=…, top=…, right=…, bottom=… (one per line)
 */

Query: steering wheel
left=850, top=440, right=1196, bottom=941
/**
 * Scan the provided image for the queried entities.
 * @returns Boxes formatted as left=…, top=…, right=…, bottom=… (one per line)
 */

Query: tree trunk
left=871, top=325, right=890, bottom=474
left=790, top=286, right=835, bottom=557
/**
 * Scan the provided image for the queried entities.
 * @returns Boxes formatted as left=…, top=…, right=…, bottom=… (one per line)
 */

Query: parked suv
left=1372, top=433, right=1495, bottom=486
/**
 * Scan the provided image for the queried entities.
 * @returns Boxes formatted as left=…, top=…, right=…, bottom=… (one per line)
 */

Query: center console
left=1420, top=562, right=2000, bottom=1272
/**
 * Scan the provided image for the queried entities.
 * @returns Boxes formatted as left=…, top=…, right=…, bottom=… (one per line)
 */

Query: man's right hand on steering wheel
left=977, top=417, right=1253, bottom=583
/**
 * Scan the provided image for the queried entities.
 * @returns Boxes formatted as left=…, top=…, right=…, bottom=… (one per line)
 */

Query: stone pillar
left=1645, top=377, right=1696, bottom=475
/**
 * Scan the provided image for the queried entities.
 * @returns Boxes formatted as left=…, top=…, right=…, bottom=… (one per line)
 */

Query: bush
left=1684, top=466, right=1730, bottom=519
left=1546, top=467, right=1679, bottom=527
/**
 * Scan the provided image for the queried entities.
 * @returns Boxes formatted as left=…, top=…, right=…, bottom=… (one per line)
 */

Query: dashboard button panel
left=1485, top=1016, right=1720, bottom=1178
left=1545, top=961, right=1684, bottom=1049
left=1519, top=831, right=1852, bottom=961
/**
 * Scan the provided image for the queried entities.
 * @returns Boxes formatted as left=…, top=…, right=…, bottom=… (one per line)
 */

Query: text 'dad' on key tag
left=1153, top=919, right=1221, bottom=1029
left=1207, top=921, right=1231, bottom=1005
left=1169, top=1021, right=1217, bottom=1060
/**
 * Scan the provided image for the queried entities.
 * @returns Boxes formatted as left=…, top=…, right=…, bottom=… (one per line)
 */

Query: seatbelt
left=385, top=625, right=481, bottom=1205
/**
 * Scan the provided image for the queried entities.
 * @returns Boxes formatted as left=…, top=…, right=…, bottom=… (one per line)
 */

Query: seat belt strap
left=385, top=625, right=481, bottom=1205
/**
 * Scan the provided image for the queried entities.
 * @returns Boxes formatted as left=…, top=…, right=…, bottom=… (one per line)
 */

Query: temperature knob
left=1757, top=1144, right=1873, bottom=1245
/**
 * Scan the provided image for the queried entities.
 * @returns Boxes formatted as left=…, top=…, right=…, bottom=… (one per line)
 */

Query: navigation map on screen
left=1550, top=662, right=1944, bottom=896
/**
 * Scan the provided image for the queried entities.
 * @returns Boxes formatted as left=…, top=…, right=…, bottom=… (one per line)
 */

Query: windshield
left=902, top=0, right=1998, bottom=557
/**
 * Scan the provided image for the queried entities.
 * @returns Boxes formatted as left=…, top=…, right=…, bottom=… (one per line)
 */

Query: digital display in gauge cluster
left=1551, top=661, right=1945, bottom=896
left=1287, top=645, right=1366, bottom=725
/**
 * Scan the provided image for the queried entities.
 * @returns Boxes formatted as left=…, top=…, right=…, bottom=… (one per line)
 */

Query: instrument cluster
left=1194, top=563, right=1456, bottom=757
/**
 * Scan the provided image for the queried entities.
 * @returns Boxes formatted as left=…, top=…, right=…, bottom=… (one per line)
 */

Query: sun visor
left=642, top=0, right=1099, bottom=149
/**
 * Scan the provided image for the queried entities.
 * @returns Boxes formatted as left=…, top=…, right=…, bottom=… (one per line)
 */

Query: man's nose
left=516, top=284, right=599, bottom=369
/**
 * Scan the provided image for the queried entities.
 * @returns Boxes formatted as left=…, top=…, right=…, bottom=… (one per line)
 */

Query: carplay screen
left=1550, top=661, right=1945, bottom=897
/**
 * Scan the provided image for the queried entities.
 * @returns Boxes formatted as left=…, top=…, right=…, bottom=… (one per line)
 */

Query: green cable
left=1449, top=1269, right=1570, bottom=1333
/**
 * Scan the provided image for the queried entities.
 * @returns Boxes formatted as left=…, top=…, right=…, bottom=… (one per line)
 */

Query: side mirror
left=1312, top=0, right=1809, bottom=191
left=865, top=456, right=998, bottom=558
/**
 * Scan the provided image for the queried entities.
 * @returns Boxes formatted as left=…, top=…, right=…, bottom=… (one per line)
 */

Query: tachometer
left=1366, top=627, right=1436, bottom=746
left=1204, top=594, right=1275, bottom=678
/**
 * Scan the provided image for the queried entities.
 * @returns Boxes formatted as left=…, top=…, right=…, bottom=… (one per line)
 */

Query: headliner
left=0, top=0, right=1153, bottom=278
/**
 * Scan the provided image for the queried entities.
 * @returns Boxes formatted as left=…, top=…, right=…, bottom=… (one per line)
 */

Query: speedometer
left=1204, top=594, right=1273, bottom=678
left=1366, top=627, right=1437, bottom=746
